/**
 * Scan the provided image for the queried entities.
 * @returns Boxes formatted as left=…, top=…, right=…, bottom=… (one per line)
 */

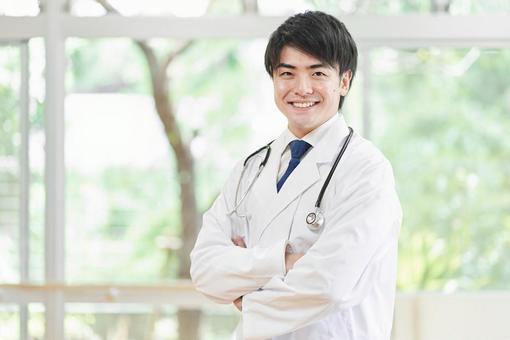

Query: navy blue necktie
left=277, top=140, right=312, bottom=192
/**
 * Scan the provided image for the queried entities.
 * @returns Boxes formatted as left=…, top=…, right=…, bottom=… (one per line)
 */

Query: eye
left=279, top=71, right=292, bottom=77
left=313, top=71, right=327, bottom=77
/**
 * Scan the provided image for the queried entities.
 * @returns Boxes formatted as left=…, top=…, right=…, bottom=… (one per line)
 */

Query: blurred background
left=1, top=0, right=509, bottom=339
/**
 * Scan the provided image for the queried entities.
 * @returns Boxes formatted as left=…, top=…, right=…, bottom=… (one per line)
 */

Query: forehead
left=277, top=45, right=333, bottom=68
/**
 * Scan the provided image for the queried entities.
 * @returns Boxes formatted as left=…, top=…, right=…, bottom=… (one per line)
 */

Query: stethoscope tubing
left=314, top=127, right=353, bottom=209
left=228, top=127, right=353, bottom=232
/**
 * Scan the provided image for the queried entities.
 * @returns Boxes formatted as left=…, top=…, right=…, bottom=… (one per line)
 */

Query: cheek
left=322, top=84, right=341, bottom=99
left=329, top=88, right=342, bottom=105
left=274, top=82, right=289, bottom=96
left=273, top=84, right=287, bottom=107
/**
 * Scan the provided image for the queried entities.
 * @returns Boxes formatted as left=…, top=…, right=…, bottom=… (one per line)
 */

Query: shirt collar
left=282, top=114, right=340, bottom=150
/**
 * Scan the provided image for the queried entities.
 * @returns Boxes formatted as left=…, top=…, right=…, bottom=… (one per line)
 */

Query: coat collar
left=281, top=113, right=339, bottom=149
left=253, top=114, right=350, bottom=240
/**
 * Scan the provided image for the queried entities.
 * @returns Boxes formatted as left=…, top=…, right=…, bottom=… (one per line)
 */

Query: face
left=273, top=46, right=352, bottom=138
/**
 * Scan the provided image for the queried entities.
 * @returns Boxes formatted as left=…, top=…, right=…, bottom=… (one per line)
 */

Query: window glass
left=0, top=305, right=19, bottom=340
left=0, top=44, right=21, bottom=283
left=0, top=40, right=45, bottom=284
left=70, top=0, right=242, bottom=17
left=66, top=38, right=269, bottom=282
left=64, top=37, right=363, bottom=283
left=449, top=0, right=510, bottom=14
left=4, top=0, right=510, bottom=17
left=0, top=0, right=39, bottom=16
left=370, top=48, right=510, bottom=291
left=29, top=303, right=45, bottom=339
left=70, top=0, right=510, bottom=16
left=259, top=0, right=510, bottom=15
left=65, top=303, right=238, bottom=339
left=0, top=304, right=44, bottom=339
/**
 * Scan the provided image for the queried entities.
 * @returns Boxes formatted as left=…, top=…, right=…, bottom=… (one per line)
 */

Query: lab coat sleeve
left=241, top=158, right=402, bottom=339
left=190, top=162, right=287, bottom=304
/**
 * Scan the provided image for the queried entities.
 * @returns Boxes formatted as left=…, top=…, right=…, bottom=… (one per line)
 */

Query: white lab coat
left=190, top=116, right=402, bottom=340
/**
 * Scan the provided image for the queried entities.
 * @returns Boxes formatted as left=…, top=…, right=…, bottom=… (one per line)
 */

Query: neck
left=288, top=126, right=312, bottom=138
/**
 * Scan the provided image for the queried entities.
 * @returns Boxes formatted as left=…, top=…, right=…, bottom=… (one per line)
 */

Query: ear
left=338, top=70, right=353, bottom=96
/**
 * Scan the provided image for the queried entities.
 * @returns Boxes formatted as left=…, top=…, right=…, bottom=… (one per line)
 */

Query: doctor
left=190, top=11, right=402, bottom=340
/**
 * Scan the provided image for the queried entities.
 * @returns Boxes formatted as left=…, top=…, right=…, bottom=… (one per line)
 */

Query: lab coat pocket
left=228, top=212, right=250, bottom=245
left=290, top=204, right=337, bottom=253
left=287, top=196, right=323, bottom=253
left=288, top=225, right=322, bottom=253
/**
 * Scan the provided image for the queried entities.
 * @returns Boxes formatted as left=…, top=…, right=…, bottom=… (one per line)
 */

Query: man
left=190, top=11, right=402, bottom=340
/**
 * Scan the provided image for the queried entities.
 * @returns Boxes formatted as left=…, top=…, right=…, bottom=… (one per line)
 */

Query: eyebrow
left=275, top=63, right=328, bottom=70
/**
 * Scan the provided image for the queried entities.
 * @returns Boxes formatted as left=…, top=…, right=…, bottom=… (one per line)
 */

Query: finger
left=233, top=297, right=243, bottom=311
left=232, top=236, right=247, bottom=248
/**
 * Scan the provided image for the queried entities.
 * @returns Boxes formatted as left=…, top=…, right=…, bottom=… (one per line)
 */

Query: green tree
left=372, top=48, right=510, bottom=290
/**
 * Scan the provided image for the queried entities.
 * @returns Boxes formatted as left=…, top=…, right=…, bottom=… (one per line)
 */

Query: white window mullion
left=44, top=0, right=66, bottom=338
left=19, top=38, right=31, bottom=340
left=2, top=14, right=510, bottom=47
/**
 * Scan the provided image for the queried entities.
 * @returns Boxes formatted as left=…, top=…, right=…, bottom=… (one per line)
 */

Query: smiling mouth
left=290, top=101, right=319, bottom=108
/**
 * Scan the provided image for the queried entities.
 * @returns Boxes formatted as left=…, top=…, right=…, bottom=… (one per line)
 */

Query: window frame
left=1, top=1, right=510, bottom=339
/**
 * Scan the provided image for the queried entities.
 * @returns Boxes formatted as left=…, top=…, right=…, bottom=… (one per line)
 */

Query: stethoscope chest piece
left=306, top=209, right=324, bottom=232
left=234, top=127, right=353, bottom=234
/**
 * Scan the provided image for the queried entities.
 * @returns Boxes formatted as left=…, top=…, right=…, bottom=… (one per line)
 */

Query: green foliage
left=67, top=39, right=151, bottom=94
left=306, top=0, right=431, bottom=13
left=372, top=48, right=510, bottom=291
left=0, top=84, right=18, bottom=156
left=0, top=47, right=19, bottom=156
left=62, top=41, right=510, bottom=290
left=66, top=166, right=181, bottom=282
left=306, top=0, right=510, bottom=14
left=63, top=38, right=257, bottom=283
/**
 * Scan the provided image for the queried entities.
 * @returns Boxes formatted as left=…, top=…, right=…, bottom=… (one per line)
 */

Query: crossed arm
left=190, top=160, right=401, bottom=339
left=231, top=235, right=303, bottom=311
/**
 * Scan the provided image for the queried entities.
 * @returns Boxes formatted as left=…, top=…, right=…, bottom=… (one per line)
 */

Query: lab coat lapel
left=255, top=148, right=321, bottom=242
left=313, top=115, right=350, bottom=164
left=250, top=131, right=285, bottom=233
left=254, top=116, right=350, bottom=241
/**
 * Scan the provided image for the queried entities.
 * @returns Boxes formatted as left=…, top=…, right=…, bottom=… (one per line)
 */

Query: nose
left=294, top=75, right=313, bottom=96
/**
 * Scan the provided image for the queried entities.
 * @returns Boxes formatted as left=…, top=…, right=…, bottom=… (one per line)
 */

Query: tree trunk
left=177, top=309, right=202, bottom=340
left=173, top=136, right=202, bottom=339
left=92, top=4, right=204, bottom=339
left=152, top=77, right=202, bottom=340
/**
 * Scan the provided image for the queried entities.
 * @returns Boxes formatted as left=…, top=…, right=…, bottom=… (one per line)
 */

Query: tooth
left=293, top=102, right=314, bottom=108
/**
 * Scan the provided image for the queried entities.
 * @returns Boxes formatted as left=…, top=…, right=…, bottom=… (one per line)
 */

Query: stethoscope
left=227, top=127, right=354, bottom=232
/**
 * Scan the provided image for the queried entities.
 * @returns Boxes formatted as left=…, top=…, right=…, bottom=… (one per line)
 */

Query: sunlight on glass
left=450, top=0, right=510, bottom=14
left=65, top=94, right=178, bottom=283
left=0, top=305, right=18, bottom=340
left=0, top=0, right=39, bottom=16
left=29, top=304, right=45, bottom=339
left=0, top=40, right=46, bottom=285
left=63, top=38, right=288, bottom=283
left=72, top=0, right=214, bottom=16
left=65, top=304, right=238, bottom=339
left=66, top=94, right=170, bottom=173
left=0, top=45, right=20, bottom=284
left=371, top=48, right=510, bottom=291
left=258, top=0, right=313, bottom=15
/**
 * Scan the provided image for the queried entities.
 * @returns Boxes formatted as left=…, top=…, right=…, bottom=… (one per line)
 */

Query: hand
left=233, top=296, right=243, bottom=311
left=231, top=236, right=246, bottom=248
left=285, top=252, right=304, bottom=273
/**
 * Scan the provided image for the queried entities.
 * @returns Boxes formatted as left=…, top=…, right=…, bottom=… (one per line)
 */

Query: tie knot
left=289, top=140, right=311, bottom=160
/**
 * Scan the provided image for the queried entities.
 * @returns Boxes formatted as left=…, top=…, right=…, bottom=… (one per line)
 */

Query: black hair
left=264, top=11, right=358, bottom=110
